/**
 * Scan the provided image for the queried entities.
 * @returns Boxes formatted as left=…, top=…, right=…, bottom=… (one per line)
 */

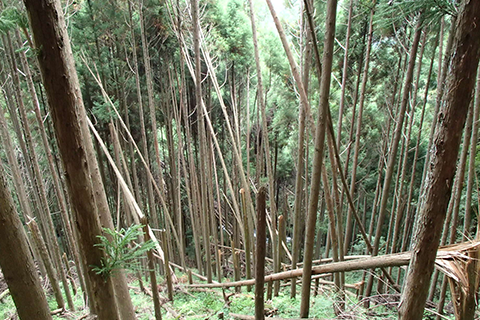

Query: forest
left=0, top=0, right=480, bottom=319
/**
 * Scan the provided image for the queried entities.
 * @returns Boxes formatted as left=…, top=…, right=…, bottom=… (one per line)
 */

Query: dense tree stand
left=0, top=0, right=478, bottom=318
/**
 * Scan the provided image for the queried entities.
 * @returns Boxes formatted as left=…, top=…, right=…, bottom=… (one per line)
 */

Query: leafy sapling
left=91, top=224, right=156, bottom=279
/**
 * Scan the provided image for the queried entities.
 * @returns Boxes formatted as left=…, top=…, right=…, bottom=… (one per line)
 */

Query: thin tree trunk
left=399, top=28, right=439, bottom=259
left=247, top=0, right=278, bottom=290
left=336, top=0, right=354, bottom=149
left=463, top=72, right=480, bottom=239
left=344, top=1, right=377, bottom=252
left=263, top=0, right=312, bottom=300
left=0, top=77, right=47, bottom=280
left=417, top=16, right=457, bottom=213
left=28, top=219, right=65, bottom=309
left=191, top=0, right=213, bottom=283
left=299, top=0, right=338, bottom=316
left=255, top=187, right=267, bottom=320
left=390, top=30, right=430, bottom=254
left=142, top=219, right=162, bottom=320
left=128, top=0, right=158, bottom=231
left=365, top=16, right=423, bottom=298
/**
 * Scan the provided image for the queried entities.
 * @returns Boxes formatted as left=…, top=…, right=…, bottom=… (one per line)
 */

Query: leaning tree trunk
left=22, top=0, right=128, bottom=318
left=128, top=0, right=158, bottom=231
left=462, top=73, right=480, bottom=240
left=0, top=161, right=52, bottom=320
left=247, top=0, right=278, bottom=288
left=264, top=0, right=312, bottom=300
left=300, top=0, right=338, bottom=317
left=458, top=67, right=480, bottom=320
left=399, top=1, right=480, bottom=319
left=14, top=29, right=86, bottom=300
left=3, top=32, right=75, bottom=311
left=365, top=16, right=423, bottom=299
left=344, top=1, right=376, bottom=253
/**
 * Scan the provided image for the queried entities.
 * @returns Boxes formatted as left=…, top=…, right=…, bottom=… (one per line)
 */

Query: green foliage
left=0, top=7, right=28, bottom=33
left=0, top=294, right=15, bottom=319
left=228, top=293, right=255, bottom=315
left=91, top=225, right=155, bottom=279
left=375, top=0, right=457, bottom=31
left=173, top=291, right=224, bottom=316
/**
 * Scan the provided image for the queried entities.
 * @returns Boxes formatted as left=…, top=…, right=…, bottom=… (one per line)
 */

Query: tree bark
left=22, top=0, right=124, bottom=318
left=255, top=187, right=267, bottom=320
left=399, top=2, right=480, bottom=319
left=0, top=163, right=52, bottom=320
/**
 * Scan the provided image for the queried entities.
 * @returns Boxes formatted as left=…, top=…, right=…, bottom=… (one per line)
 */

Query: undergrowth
left=0, top=271, right=456, bottom=319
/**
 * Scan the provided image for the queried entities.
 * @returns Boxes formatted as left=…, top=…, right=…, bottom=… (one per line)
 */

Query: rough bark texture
left=399, top=1, right=480, bottom=319
left=0, top=166, right=52, bottom=320
left=22, top=0, right=121, bottom=318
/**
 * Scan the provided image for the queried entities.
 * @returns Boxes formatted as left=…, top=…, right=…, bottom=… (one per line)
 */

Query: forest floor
left=0, top=269, right=456, bottom=320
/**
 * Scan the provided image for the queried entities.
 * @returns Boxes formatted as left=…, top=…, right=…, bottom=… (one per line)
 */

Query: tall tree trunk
left=344, top=1, right=376, bottom=252
left=417, top=16, right=457, bottom=213
left=191, top=0, right=213, bottom=282
left=3, top=32, right=75, bottom=311
left=15, top=29, right=86, bottom=300
left=365, top=16, right=423, bottom=298
left=398, top=29, right=438, bottom=260
left=0, top=78, right=47, bottom=280
left=264, top=0, right=312, bottom=299
left=255, top=187, right=267, bottom=320
left=128, top=0, right=158, bottom=230
left=399, top=2, right=480, bottom=318
left=390, top=30, right=430, bottom=254
left=23, top=0, right=128, bottom=317
left=462, top=73, right=480, bottom=239
left=336, top=0, right=354, bottom=149
left=300, top=0, right=337, bottom=316
left=0, top=164, right=52, bottom=320
left=247, top=0, right=278, bottom=292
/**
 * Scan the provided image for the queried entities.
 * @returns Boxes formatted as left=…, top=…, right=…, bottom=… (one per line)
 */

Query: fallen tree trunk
left=188, top=241, right=480, bottom=289
left=229, top=314, right=325, bottom=320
